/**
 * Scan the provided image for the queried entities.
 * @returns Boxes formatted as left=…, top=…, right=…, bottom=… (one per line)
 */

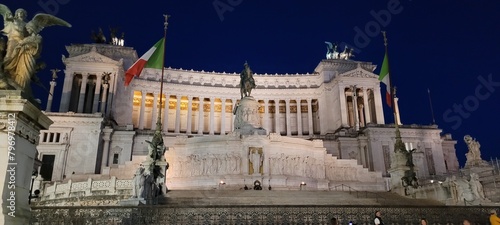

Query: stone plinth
left=0, top=90, right=52, bottom=225
left=234, top=97, right=266, bottom=135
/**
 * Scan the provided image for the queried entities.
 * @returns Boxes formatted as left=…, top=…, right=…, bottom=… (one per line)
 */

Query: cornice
left=63, top=47, right=123, bottom=66
left=137, top=68, right=323, bottom=89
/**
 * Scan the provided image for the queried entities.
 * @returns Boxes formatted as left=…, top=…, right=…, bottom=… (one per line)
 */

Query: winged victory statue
left=0, top=4, right=71, bottom=92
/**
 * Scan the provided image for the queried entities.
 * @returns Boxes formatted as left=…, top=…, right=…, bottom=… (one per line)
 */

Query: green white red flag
left=378, top=51, right=391, bottom=107
left=124, top=38, right=165, bottom=86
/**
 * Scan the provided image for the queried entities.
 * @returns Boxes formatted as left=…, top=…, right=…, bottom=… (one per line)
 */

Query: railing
left=331, top=184, right=385, bottom=202
left=39, top=177, right=132, bottom=201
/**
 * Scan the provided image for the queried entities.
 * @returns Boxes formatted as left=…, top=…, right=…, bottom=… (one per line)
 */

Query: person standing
left=490, top=209, right=500, bottom=225
left=374, top=211, right=384, bottom=225
left=420, top=218, right=428, bottom=225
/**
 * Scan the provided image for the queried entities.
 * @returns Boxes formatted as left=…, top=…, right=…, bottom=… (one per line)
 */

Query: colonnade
left=132, top=91, right=319, bottom=136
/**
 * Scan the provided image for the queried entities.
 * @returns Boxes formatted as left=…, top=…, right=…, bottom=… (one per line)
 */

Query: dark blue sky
left=3, top=0, right=499, bottom=167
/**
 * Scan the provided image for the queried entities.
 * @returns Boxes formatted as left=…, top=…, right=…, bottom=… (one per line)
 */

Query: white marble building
left=36, top=42, right=459, bottom=190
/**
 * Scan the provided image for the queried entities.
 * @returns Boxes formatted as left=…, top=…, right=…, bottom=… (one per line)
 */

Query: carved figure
left=452, top=177, right=474, bottom=202
left=0, top=4, right=71, bottom=90
left=464, top=135, right=483, bottom=166
left=249, top=148, right=262, bottom=175
left=469, top=173, right=485, bottom=200
left=131, top=166, right=145, bottom=198
left=240, top=62, right=255, bottom=99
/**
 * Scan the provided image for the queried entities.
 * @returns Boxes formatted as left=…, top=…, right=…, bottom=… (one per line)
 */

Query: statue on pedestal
left=0, top=4, right=71, bottom=92
left=464, top=135, right=489, bottom=168
left=240, top=61, right=255, bottom=99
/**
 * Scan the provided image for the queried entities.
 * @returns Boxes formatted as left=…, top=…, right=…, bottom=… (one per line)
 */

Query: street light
left=29, top=170, right=39, bottom=204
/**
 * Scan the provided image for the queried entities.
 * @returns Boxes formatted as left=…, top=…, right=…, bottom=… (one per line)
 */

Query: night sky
left=3, top=0, right=499, bottom=167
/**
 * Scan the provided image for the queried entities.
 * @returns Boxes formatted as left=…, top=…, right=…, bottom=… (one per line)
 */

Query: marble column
left=198, top=98, right=204, bottom=134
left=77, top=73, right=89, bottom=113
left=100, top=83, right=109, bottom=116
left=264, top=99, right=269, bottom=134
left=92, top=75, right=102, bottom=113
left=296, top=99, right=303, bottom=136
left=175, top=95, right=181, bottom=133
left=221, top=98, right=226, bottom=135
left=46, top=80, right=56, bottom=112
left=151, top=92, right=158, bottom=130
left=373, top=86, right=385, bottom=124
left=274, top=100, right=280, bottom=134
left=307, top=99, right=314, bottom=136
left=352, top=87, right=359, bottom=130
left=186, top=96, right=193, bottom=134
left=285, top=99, right=291, bottom=136
left=363, top=87, right=371, bottom=124
left=209, top=97, right=215, bottom=135
left=101, top=127, right=113, bottom=170
left=138, top=91, right=146, bottom=130
left=59, top=70, right=74, bottom=112
left=358, top=104, right=365, bottom=127
left=163, top=94, right=170, bottom=132
left=339, top=86, right=348, bottom=127
left=231, top=98, right=237, bottom=132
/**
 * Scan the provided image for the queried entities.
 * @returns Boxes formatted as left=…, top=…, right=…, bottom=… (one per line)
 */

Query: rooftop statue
left=240, top=61, right=255, bottom=99
left=325, top=41, right=339, bottom=59
left=464, top=135, right=489, bottom=168
left=0, top=4, right=71, bottom=91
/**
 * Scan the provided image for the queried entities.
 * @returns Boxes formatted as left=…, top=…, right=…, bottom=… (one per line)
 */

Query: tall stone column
left=296, top=99, right=302, bottom=136
left=101, top=127, right=113, bottom=171
left=198, top=98, right=204, bottom=134
left=151, top=92, right=158, bottom=130
left=77, top=73, right=89, bottom=113
left=352, top=87, right=359, bottom=130
left=307, top=98, right=314, bottom=136
left=339, top=86, right=348, bottom=127
left=264, top=99, right=269, bottom=134
left=59, top=70, right=74, bottom=112
left=163, top=94, right=169, bottom=132
left=373, top=86, right=385, bottom=124
left=186, top=96, right=193, bottom=134
left=209, top=97, right=215, bottom=135
left=285, top=99, right=291, bottom=136
left=100, top=83, right=109, bottom=115
left=274, top=100, right=280, bottom=134
left=220, top=98, right=226, bottom=135
left=231, top=98, right=237, bottom=132
left=46, top=80, right=56, bottom=112
left=92, top=74, right=102, bottom=113
left=175, top=95, right=181, bottom=133
left=363, top=87, right=371, bottom=124
left=138, top=91, right=146, bottom=130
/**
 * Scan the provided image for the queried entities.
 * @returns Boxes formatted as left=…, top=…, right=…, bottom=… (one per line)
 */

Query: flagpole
left=382, top=32, right=405, bottom=154
left=157, top=14, right=170, bottom=132
left=427, top=88, right=436, bottom=125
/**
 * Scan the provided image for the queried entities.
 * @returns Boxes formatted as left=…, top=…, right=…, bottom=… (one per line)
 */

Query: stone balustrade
left=39, top=177, right=132, bottom=201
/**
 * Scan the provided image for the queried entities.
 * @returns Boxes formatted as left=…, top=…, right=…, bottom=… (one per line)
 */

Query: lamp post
left=29, top=170, right=39, bottom=204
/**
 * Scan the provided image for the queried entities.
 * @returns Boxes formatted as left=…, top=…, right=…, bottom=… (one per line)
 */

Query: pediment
left=62, top=47, right=122, bottom=65
left=338, top=68, right=378, bottom=79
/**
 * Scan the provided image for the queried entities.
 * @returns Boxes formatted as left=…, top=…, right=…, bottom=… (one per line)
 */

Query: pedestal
left=0, top=90, right=53, bottom=225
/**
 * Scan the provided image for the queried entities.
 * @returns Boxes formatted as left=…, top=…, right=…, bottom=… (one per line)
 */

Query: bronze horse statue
left=240, top=62, right=255, bottom=99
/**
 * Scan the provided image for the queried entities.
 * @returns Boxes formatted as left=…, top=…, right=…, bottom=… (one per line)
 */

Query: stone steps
left=162, top=190, right=444, bottom=206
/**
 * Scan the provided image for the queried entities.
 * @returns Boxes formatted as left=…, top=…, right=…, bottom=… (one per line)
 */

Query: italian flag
left=378, top=51, right=392, bottom=107
left=124, top=38, right=165, bottom=86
